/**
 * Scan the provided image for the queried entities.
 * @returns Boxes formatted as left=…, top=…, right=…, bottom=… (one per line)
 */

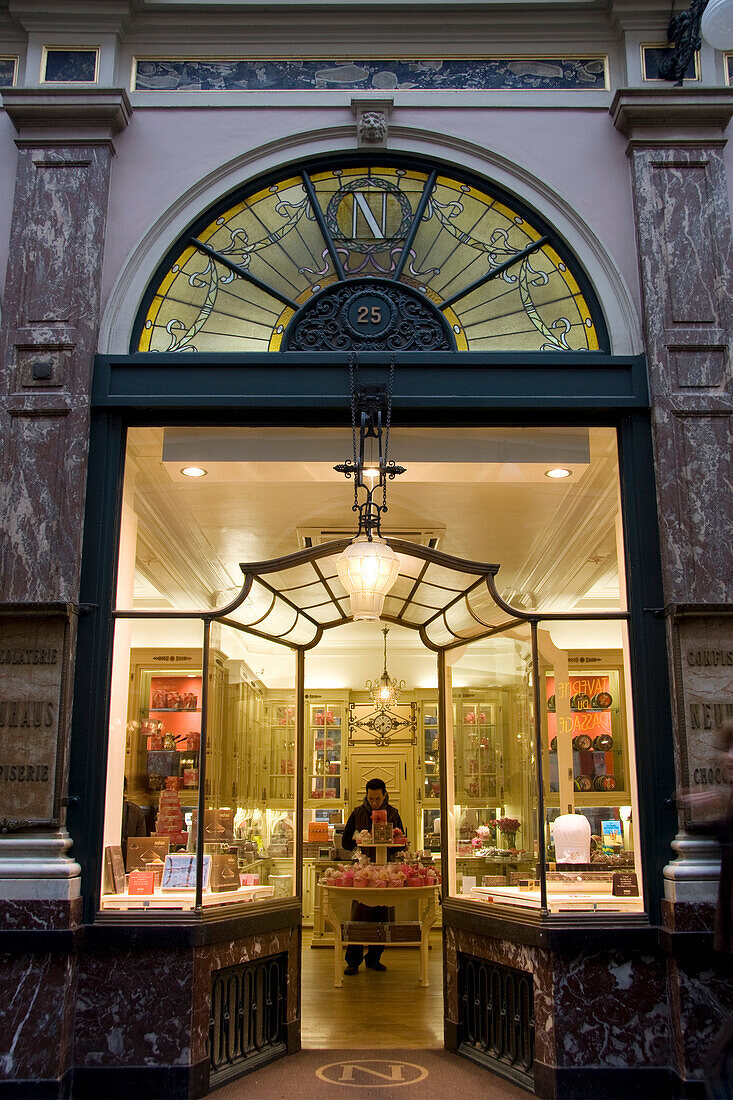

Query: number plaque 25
left=357, top=305, right=382, bottom=324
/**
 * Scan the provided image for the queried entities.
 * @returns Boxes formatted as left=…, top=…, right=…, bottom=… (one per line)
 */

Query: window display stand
left=318, top=882, right=440, bottom=988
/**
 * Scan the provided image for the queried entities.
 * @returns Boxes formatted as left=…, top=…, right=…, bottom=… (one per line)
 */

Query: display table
left=355, top=840, right=407, bottom=866
left=100, top=885, right=275, bottom=910
left=318, top=883, right=440, bottom=988
left=468, top=884, right=644, bottom=913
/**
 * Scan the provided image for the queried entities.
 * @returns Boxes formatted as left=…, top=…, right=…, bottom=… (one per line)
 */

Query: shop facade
left=0, top=1, right=732, bottom=1097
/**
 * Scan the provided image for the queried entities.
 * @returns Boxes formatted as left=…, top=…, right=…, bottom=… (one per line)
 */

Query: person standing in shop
left=341, top=778, right=405, bottom=975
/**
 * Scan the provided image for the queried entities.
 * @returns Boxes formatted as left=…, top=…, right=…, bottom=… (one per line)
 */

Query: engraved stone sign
left=673, top=615, right=733, bottom=825
left=0, top=614, right=69, bottom=828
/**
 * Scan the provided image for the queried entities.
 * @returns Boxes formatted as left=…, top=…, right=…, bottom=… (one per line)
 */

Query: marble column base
left=663, top=832, right=721, bottom=903
left=0, top=830, right=81, bottom=900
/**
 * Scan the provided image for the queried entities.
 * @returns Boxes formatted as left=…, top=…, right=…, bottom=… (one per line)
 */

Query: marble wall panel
left=667, top=954, right=733, bottom=1081
left=628, top=143, right=733, bottom=606
left=0, top=143, right=113, bottom=604
left=655, top=162, right=723, bottom=328
left=74, top=948, right=194, bottom=1068
left=0, top=897, right=81, bottom=931
left=661, top=897, right=717, bottom=932
left=0, top=952, right=76, bottom=1081
left=533, top=948, right=556, bottom=1068
left=444, top=927, right=459, bottom=1023
left=190, top=928, right=298, bottom=1064
left=549, top=950, right=670, bottom=1069
left=675, top=413, right=733, bottom=604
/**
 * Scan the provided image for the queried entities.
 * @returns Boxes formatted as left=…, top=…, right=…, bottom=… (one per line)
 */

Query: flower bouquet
left=492, top=817, right=521, bottom=850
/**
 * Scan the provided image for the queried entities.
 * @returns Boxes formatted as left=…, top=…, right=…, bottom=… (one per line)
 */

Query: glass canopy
left=218, top=538, right=508, bottom=651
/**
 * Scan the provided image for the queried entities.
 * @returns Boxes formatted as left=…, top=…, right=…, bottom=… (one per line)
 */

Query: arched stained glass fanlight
left=134, top=159, right=606, bottom=355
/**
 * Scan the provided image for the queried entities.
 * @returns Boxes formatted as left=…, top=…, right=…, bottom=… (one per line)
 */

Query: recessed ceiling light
left=181, top=466, right=207, bottom=478
left=545, top=467, right=571, bottom=479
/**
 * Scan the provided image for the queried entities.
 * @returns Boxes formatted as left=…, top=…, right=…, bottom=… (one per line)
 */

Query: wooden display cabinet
left=306, top=696, right=346, bottom=807
left=421, top=701, right=441, bottom=804
left=262, top=698, right=296, bottom=807
left=454, top=693, right=504, bottom=805
left=126, top=649, right=204, bottom=811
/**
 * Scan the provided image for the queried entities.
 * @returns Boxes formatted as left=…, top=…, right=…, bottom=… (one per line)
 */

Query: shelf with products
left=456, top=697, right=503, bottom=804
left=133, top=668, right=203, bottom=806
left=263, top=700, right=296, bottom=805
left=307, top=699, right=345, bottom=804
left=421, top=702, right=441, bottom=802
left=544, top=665, right=628, bottom=801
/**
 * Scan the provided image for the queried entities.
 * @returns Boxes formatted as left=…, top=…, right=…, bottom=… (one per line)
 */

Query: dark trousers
left=345, top=902, right=391, bottom=967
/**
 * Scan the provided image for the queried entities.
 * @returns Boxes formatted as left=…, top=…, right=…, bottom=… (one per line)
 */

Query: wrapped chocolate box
left=209, top=852, right=239, bottom=892
left=126, top=836, right=170, bottom=872
left=203, top=808, right=234, bottom=843
left=373, top=822, right=393, bottom=843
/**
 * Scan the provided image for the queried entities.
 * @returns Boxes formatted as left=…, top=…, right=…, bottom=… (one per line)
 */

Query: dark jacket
left=342, top=794, right=404, bottom=862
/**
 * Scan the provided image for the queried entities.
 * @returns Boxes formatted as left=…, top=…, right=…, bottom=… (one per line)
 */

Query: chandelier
left=366, top=627, right=405, bottom=709
left=334, top=356, right=405, bottom=621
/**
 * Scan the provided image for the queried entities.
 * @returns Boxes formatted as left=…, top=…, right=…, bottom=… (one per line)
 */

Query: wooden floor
left=301, top=930, right=445, bottom=1049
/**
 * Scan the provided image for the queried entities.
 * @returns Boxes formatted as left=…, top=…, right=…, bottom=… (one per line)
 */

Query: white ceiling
left=123, top=423, right=622, bottom=683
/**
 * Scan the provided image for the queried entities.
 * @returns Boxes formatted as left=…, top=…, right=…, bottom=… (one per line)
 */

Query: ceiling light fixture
left=334, top=355, right=405, bottom=621
left=545, top=467, right=571, bottom=479
left=366, top=627, right=405, bottom=710
left=181, top=466, right=207, bottom=478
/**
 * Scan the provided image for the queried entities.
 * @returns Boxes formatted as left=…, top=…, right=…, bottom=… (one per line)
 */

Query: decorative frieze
left=132, top=56, right=609, bottom=93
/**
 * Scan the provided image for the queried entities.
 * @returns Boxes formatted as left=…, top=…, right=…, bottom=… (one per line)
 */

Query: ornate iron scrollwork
left=348, top=700, right=418, bottom=747
left=283, top=279, right=455, bottom=352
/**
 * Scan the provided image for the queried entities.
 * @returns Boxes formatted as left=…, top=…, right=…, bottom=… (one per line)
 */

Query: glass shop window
left=442, top=428, right=644, bottom=917
left=100, top=614, right=297, bottom=912
left=100, top=430, right=298, bottom=915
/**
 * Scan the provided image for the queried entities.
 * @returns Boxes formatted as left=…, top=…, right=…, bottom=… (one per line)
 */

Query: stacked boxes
left=384, top=923, right=421, bottom=943
left=342, top=921, right=387, bottom=942
left=153, top=789, right=187, bottom=846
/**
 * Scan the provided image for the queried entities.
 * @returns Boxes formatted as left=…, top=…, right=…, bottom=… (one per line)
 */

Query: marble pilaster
left=0, top=88, right=130, bottom=1096
left=0, top=91, right=130, bottom=907
left=611, top=89, right=733, bottom=906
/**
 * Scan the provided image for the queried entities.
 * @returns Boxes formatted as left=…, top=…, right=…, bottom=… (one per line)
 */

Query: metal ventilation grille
left=296, top=527, right=443, bottom=550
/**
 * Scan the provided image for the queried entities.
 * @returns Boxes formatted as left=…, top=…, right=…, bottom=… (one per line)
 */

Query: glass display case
left=422, top=701, right=441, bottom=802
left=140, top=669, right=202, bottom=807
left=306, top=699, right=344, bottom=805
left=263, top=699, right=296, bottom=806
left=455, top=695, right=503, bottom=804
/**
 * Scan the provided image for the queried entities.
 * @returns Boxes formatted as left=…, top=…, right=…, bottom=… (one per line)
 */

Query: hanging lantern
left=333, top=355, right=405, bottom=622
left=336, top=535, right=400, bottom=622
left=366, top=626, right=405, bottom=707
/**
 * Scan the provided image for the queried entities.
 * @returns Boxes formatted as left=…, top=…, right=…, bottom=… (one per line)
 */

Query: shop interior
left=101, top=424, right=643, bottom=1044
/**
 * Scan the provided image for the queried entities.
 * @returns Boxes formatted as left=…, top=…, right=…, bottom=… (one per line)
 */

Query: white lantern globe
left=552, top=813, right=591, bottom=864
left=701, top=0, right=733, bottom=49
left=336, top=535, right=400, bottom=621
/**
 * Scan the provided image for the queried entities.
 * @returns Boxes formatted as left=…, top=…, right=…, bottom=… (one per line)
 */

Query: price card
left=128, top=870, right=155, bottom=895
left=612, top=872, right=639, bottom=897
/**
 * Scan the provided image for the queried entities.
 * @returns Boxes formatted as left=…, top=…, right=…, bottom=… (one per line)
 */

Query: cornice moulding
left=1, top=88, right=133, bottom=139
left=7, top=0, right=133, bottom=34
left=611, top=87, right=733, bottom=143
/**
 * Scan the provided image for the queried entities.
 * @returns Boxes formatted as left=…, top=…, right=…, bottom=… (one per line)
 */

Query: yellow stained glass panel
left=136, top=161, right=602, bottom=354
